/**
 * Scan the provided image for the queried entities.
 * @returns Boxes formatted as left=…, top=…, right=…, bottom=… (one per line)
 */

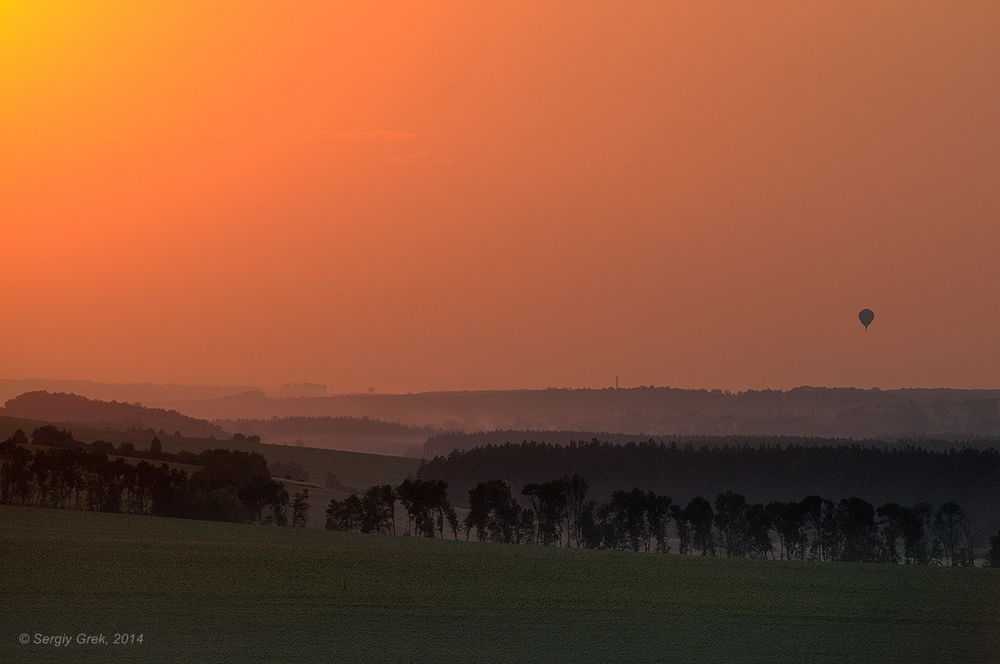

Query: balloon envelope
left=858, top=308, right=875, bottom=330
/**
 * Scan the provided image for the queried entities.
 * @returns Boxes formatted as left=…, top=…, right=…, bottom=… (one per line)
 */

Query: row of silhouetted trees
left=326, top=478, right=457, bottom=538
left=327, top=474, right=991, bottom=566
left=0, top=428, right=310, bottom=527
left=418, top=441, right=1000, bottom=538
left=6, top=425, right=995, bottom=565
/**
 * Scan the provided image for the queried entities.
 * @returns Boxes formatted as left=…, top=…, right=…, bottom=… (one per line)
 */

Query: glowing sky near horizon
left=2, top=1, right=999, bottom=392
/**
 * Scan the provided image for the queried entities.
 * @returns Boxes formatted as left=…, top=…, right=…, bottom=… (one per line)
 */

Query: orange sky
left=3, top=1, right=1000, bottom=392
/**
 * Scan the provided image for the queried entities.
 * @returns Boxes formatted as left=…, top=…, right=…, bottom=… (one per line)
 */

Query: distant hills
left=7, top=381, right=1000, bottom=442
left=0, top=378, right=259, bottom=406
left=0, top=391, right=433, bottom=458
left=154, top=386, right=1000, bottom=439
left=3, top=391, right=226, bottom=438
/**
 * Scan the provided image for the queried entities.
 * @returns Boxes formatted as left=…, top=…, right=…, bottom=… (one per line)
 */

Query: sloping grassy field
left=1, top=505, right=998, bottom=663
left=0, top=415, right=420, bottom=493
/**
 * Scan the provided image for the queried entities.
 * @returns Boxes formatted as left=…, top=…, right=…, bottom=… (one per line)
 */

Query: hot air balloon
left=858, top=308, right=875, bottom=330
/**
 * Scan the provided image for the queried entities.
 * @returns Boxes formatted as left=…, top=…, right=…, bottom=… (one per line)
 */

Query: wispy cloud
left=389, top=152, right=452, bottom=164
left=315, top=130, right=418, bottom=142
left=90, top=129, right=419, bottom=146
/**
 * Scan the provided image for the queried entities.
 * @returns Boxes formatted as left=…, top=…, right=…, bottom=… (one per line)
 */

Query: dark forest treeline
left=422, top=430, right=1000, bottom=458
left=326, top=475, right=998, bottom=567
left=417, top=441, right=1000, bottom=533
left=0, top=428, right=309, bottom=526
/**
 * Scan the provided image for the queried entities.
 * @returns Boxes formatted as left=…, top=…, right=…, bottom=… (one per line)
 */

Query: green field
left=1, top=505, right=998, bottom=663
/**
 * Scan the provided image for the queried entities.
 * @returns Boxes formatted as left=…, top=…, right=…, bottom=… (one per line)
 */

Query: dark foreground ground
left=1, top=504, right=998, bottom=663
